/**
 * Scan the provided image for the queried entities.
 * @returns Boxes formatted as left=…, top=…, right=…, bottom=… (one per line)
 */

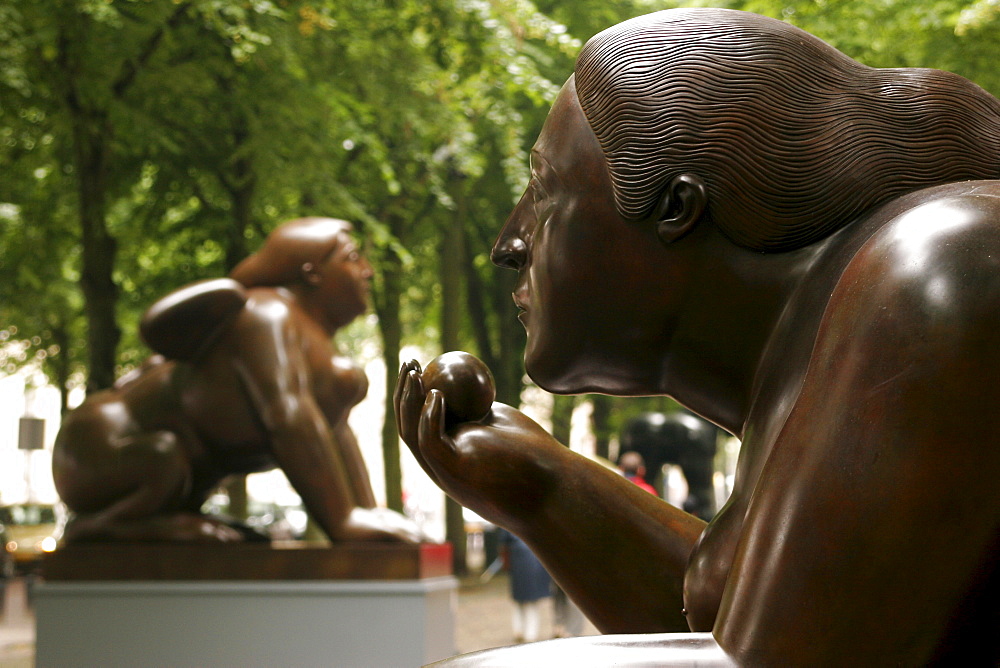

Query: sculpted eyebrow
left=529, top=150, right=562, bottom=190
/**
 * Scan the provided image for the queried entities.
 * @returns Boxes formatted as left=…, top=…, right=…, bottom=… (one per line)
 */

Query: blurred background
left=1, top=0, right=998, bottom=599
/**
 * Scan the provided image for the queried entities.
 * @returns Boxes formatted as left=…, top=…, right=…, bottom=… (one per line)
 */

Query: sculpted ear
left=653, top=174, right=707, bottom=244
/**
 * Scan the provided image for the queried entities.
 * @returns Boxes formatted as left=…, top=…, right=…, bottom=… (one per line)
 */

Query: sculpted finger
left=394, top=360, right=421, bottom=406
left=397, top=369, right=439, bottom=481
left=397, top=368, right=426, bottom=448
left=394, top=360, right=422, bottom=433
left=393, top=361, right=408, bottom=437
left=418, top=390, right=459, bottom=468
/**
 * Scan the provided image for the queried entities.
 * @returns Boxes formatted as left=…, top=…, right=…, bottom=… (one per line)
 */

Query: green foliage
left=735, top=0, right=1000, bottom=95
left=1, top=0, right=998, bottom=441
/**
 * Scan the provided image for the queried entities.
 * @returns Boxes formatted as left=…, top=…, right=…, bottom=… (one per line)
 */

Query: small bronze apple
left=422, top=351, right=496, bottom=424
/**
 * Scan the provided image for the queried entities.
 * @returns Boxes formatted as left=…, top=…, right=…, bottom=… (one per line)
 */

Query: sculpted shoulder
left=809, top=180, right=1000, bottom=420
left=236, top=288, right=368, bottom=408
left=844, top=181, right=1000, bottom=326
left=239, top=288, right=296, bottom=326
left=225, top=287, right=312, bottom=349
left=708, top=188, right=1000, bottom=663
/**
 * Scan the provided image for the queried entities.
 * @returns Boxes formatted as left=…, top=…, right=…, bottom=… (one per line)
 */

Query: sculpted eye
left=340, top=245, right=360, bottom=263
left=530, top=178, right=554, bottom=222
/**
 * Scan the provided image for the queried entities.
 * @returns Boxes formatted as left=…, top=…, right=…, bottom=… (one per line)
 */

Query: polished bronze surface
left=397, top=8, right=1000, bottom=665
left=421, top=352, right=496, bottom=424
left=54, top=217, right=421, bottom=545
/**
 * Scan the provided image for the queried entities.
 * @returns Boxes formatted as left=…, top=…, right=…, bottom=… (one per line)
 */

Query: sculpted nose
left=492, top=198, right=531, bottom=270
left=491, top=235, right=528, bottom=270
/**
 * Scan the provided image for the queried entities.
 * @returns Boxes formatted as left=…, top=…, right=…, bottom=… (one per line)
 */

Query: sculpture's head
left=574, top=8, right=1000, bottom=251
left=493, top=8, right=1000, bottom=393
left=231, top=217, right=372, bottom=329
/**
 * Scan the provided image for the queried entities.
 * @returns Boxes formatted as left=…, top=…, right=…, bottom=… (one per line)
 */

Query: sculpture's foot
left=63, top=512, right=246, bottom=544
left=330, top=507, right=429, bottom=544
left=210, top=515, right=273, bottom=542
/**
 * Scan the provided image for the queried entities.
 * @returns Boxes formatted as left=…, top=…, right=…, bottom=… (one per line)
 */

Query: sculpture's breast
left=683, top=497, right=746, bottom=631
left=311, top=355, right=369, bottom=426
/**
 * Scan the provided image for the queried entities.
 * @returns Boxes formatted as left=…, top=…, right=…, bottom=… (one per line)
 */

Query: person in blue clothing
left=499, top=528, right=551, bottom=643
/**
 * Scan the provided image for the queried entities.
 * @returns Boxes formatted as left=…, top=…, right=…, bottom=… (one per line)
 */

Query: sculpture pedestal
left=36, top=542, right=456, bottom=668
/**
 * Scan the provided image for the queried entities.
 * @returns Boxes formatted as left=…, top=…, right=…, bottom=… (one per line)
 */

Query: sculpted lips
left=512, top=290, right=529, bottom=323
left=512, top=285, right=529, bottom=312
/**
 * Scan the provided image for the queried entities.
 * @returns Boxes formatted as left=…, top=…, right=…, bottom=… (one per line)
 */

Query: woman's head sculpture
left=575, top=8, right=1000, bottom=251
left=230, top=217, right=352, bottom=288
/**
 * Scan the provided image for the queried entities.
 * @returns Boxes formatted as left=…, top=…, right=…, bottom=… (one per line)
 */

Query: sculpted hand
left=395, top=360, right=561, bottom=528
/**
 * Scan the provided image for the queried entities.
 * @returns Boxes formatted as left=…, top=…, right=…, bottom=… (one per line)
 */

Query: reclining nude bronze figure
left=54, top=217, right=420, bottom=544
left=395, top=9, right=1000, bottom=665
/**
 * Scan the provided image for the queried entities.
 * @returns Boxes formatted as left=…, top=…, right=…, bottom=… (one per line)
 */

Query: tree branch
left=112, top=1, right=192, bottom=99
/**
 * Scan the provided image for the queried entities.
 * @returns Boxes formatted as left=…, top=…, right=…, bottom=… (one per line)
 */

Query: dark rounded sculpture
left=421, top=351, right=496, bottom=425
left=620, top=411, right=718, bottom=521
left=396, top=8, right=1000, bottom=666
left=54, top=217, right=421, bottom=544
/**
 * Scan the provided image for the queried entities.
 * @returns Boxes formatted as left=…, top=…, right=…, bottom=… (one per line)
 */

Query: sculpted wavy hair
left=230, top=217, right=351, bottom=288
left=575, top=9, right=1000, bottom=251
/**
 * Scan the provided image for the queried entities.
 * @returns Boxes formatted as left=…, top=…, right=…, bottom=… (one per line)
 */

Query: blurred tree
left=8, top=1, right=206, bottom=391
left=736, top=0, right=1000, bottom=95
left=0, top=0, right=297, bottom=391
left=308, top=0, right=582, bottom=514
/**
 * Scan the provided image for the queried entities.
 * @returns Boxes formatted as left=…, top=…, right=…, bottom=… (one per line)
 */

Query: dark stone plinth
left=43, top=541, right=453, bottom=581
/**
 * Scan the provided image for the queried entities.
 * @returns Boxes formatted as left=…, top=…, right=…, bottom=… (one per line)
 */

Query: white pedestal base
left=35, top=576, right=458, bottom=667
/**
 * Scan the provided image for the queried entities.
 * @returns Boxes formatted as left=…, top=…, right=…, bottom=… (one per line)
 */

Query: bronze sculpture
left=54, top=217, right=420, bottom=544
left=396, top=9, right=1000, bottom=665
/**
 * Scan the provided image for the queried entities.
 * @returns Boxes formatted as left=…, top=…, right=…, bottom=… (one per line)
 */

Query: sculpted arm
left=512, top=435, right=706, bottom=633
left=396, top=365, right=705, bottom=632
left=230, top=299, right=359, bottom=540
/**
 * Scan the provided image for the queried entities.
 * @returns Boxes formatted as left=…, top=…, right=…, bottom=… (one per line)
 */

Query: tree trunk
left=51, top=323, right=73, bottom=416
left=590, top=394, right=614, bottom=461
left=493, top=269, right=525, bottom=406
left=551, top=394, right=575, bottom=446
left=223, top=125, right=254, bottom=272
left=461, top=218, right=525, bottom=406
left=440, top=209, right=467, bottom=575
left=375, top=248, right=405, bottom=513
left=224, top=477, right=249, bottom=522
left=58, top=4, right=186, bottom=392
left=461, top=225, right=497, bottom=372
left=74, top=119, right=120, bottom=392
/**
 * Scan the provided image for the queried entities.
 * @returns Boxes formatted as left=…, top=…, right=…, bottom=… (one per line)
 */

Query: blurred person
left=499, top=528, right=551, bottom=643
left=617, top=451, right=658, bottom=496
left=551, top=582, right=585, bottom=638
